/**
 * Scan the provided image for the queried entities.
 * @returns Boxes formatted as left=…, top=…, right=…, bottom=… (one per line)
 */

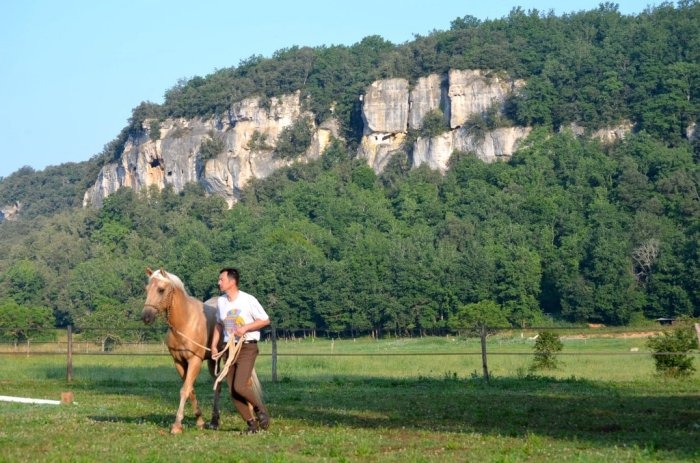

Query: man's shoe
left=257, top=410, right=270, bottom=430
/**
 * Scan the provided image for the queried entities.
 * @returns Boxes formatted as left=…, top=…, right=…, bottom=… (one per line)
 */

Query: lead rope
left=212, top=336, right=244, bottom=390
left=152, top=293, right=213, bottom=354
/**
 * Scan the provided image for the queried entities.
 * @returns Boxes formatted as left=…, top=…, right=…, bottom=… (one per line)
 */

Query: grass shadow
left=22, top=361, right=700, bottom=459
left=265, top=374, right=699, bottom=459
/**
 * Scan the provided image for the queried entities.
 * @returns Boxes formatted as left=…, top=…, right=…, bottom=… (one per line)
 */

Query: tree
left=449, top=300, right=510, bottom=333
left=3, top=260, right=45, bottom=306
left=0, top=298, right=55, bottom=341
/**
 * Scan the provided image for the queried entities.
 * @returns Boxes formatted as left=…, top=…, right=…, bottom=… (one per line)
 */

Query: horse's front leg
left=172, top=359, right=204, bottom=434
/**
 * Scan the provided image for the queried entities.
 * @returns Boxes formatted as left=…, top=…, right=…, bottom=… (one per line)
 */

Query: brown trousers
left=225, top=342, right=264, bottom=421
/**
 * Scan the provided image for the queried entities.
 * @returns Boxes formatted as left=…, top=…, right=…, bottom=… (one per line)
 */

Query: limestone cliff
left=358, top=69, right=530, bottom=173
left=83, top=92, right=339, bottom=208
left=85, top=69, right=532, bottom=207
left=562, top=121, right=633, bottom=143
left=0, top=201, right=20, bottom=221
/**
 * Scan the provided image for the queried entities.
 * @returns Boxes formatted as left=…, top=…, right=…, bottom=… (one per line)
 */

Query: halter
left=145, top=283, right=212, bottom=352
left=144, top=278, right=175, bottom=316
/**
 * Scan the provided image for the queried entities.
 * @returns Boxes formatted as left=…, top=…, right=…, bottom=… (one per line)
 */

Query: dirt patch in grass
left=561, top=331, right=659, bottom=340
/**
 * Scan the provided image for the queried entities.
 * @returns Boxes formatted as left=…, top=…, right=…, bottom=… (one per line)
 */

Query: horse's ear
left=160, top=267, right=168, bottom=278
left=146, top=267, right=153, bottom=276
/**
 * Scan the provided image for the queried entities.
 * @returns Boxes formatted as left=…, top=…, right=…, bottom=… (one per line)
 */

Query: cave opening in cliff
left=149, top=158, right=162, bottom=169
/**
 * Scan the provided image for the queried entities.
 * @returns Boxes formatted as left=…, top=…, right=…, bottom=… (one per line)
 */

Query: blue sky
left=0, top=0, right=656, bottom=178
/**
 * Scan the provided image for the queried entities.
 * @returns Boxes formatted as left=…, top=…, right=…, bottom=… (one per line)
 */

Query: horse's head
left=141, top=267, right=182, bottom=325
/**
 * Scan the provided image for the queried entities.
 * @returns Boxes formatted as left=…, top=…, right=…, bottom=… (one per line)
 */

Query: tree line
left=1, top=129, right=698, bottom=339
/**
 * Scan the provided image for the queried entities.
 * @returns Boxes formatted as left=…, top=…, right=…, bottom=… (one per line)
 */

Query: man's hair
left=219, top=267, right=240, bottom=285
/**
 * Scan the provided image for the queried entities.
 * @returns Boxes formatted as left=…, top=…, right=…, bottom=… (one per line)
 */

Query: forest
left=0, top=2, right=698, bottom=339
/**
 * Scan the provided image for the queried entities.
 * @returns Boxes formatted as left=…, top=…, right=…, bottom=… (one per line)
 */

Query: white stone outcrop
left=409, top=74, right=447, bottom=130
left=560, top=121, right=633, bottom=143
left=84, top=92, right=340, bottom=208
left=358, top=69, right=531, bottom=173
left=0, top=202, right=21, bottom=221
left=85, top=69, right=534, bottom=208
left=413, top=127, right=533, bottom=173
left=447, top=69, right=523, bottom=128
left=362, top=78, right=409, bottom=134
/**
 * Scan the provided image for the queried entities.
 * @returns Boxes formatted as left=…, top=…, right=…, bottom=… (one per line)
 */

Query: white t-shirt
left=216, top=290, right=269, bottom=342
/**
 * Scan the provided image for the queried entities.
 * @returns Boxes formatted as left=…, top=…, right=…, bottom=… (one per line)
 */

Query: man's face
left=218, top=273, right=235, bottom=292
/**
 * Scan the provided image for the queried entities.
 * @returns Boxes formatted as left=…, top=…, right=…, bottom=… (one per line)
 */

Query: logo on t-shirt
left=223, top=308, right=245, bottom=336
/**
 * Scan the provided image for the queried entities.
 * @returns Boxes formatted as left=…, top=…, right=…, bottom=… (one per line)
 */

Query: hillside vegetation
left=0, top=3, right=698, bottom=336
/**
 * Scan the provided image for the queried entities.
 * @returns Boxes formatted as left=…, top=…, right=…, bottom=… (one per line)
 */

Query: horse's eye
left=158, top=288, right=165, bottom=294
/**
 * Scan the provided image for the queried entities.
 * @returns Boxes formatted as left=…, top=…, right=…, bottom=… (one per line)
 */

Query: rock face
left=84, top=92, right=339, bottom=208
left=412, top=127, right=533, bottom=173
left=447, top=69, right=520, bottom=128
left=561, top=121, right=633, bottom=143
left=362, top=79, right=410, bottom=134
left=85, top=69, right=531, bottom=207
left=0, top=202, right=20, bottom=221
left=358, top=69, right=530, bottom=173
left=409, top=74, right=447, bottom=130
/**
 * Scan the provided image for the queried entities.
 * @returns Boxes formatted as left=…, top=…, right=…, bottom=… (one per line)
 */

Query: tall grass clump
left=647, top=319, right=698, bottom=378
left=529, top=331, right=563, bottom=371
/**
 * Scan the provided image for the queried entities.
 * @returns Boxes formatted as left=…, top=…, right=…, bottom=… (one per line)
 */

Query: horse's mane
left=150, top=269, right=189, bottom=295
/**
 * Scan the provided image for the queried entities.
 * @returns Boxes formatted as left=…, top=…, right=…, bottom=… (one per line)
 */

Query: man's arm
left=234, top=318, right=270, bottom=337
left=211, top=322, right=222, bottom=356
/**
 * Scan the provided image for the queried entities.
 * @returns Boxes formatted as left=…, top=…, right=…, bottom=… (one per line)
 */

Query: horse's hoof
left=204, top=421, right=219, bottom=431
left=170, top=425, right=183, bottom=435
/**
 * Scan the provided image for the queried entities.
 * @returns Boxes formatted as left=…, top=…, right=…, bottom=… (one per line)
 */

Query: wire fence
left=1, top=324, right=698, bottom=384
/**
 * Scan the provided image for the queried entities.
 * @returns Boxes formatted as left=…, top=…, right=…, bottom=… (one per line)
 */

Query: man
left=211, top=267, right=270, bottom=433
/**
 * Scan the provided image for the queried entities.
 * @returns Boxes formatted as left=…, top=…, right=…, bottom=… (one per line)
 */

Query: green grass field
left=1, top=335, right=698, bottom=462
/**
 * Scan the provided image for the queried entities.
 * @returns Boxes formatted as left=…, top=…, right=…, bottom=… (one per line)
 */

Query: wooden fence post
left=66, top=325, right=73, bottom=383
left=270, top=324, right=278, bottom=383
left=480, top=324, right=490, bottom=383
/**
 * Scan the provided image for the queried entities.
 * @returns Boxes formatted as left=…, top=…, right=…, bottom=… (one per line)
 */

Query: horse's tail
left=246, top=368, right=264, bottom=420
left=250, top=368, right=263, bottom=403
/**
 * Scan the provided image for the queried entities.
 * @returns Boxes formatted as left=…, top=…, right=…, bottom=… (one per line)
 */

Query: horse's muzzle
left=141, top=306, right=158, bottom=325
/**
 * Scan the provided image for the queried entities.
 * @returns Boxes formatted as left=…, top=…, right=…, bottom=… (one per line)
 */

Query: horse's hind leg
left=188, top=359, right=206, bottom=430
left=189, top=389, right=205, bottom=430
left=206, top=359, right=222, bottom=429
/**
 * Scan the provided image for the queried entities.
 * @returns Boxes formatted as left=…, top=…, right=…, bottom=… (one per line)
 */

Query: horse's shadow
left=87, top=413, right=206, bottom=431
left=88, top=414, right=175, bottom=427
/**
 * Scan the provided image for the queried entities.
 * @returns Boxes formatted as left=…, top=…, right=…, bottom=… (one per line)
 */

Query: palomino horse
left=140, top=268, right=224, bottom=434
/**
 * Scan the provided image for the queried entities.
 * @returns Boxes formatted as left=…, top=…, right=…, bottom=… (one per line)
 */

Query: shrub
left=530, top=331, right=563, bottom=371
left=275, top=117, right=314, bottom=159
left=247, top=130, right=273, bottom=151
left=420, top=109, right=449, bottom=138
left=647, top=320, right=698, bottom=378
left=148, top=120, right=161, bottom=142
left=198, top=133, right=226, bottom=161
